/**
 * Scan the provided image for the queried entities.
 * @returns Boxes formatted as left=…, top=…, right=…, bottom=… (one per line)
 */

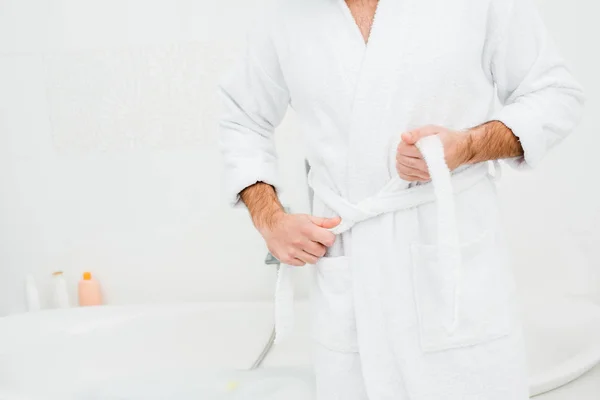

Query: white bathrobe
left=219, top=0, right=585, bottom=399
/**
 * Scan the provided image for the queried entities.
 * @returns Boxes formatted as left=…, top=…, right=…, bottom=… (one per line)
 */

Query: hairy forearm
left=465, top=120, right=524, bottom=164
left=240, top=182, right=284, bottom=232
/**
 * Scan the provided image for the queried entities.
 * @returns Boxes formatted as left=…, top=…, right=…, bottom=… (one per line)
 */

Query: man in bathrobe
left=219, top=0, right=584, bottom=399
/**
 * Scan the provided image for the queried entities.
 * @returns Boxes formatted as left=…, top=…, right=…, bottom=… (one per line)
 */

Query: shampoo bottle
left=52, top=271, right=70, bottom=308
left=78, top=272, right=103, bottom=306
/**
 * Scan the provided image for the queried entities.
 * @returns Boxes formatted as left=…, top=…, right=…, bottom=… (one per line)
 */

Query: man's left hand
left=396, top=125, right=472, bottom=182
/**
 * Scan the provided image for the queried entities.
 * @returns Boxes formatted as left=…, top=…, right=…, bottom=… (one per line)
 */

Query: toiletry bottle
left=78, top=272, right=103, bottom=306
left=25, top=274, right=41, bottom=312
left=52, top=271, right=70, bottom=308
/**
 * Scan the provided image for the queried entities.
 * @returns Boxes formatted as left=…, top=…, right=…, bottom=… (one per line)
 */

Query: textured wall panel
left=45, top=42, right=233, bottom=152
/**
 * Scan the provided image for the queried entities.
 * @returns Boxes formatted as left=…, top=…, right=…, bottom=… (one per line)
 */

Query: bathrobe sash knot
left=274, top=136, right=500, bottom=343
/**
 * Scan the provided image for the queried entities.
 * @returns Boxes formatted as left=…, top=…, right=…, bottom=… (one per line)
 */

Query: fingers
left=396, top=152, right=429, bottom=175
left=286, top=257, right=306, bottom=267
left=283, top=246, right=322, bottom=266
left=321, top=216, right=342, bottom=229
left=267, top=213, right=341, bottom=267
left=290, top=235, right=329, bottom=265
left=274, top=216, right=338, bottom=267
left=309, top=225, right=337, bottom=247
left=293, top=217, right=337, bottom=265
left=307, top=216, right=339, bottom=247
left=397, top=140, right=430, bottom=182
left=309, top=215, right=341, bottom=229
left=296, top=250, right=319, bottom=265
left=401, top=131, right=416, bottom=145
left=396, top=141, right=422, bottom=159
left=397, top=165, right=430, bottom=182
left=303, top=240, right=328, bottom=258
left=401, top=125, right=441, bottom=145
left=397, top=160, right=430, bottom=181
left=396, top=137, right=430, bottom=182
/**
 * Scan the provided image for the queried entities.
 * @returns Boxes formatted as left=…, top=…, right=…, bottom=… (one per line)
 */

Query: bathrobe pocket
left=311, top=256, right=358, bottom=353
left=410, top=230, right=511, bottom=352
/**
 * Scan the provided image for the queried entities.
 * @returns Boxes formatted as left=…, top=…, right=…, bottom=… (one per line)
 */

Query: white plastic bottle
left=25, top=274, right=41, bottom=312
left=52, top=271, right=70, bottom=308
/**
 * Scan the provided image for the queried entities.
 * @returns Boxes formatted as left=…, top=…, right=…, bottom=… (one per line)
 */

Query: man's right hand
left=259, top=211, right=341, bottom=266
left=240, top=182, right=341, bottom=266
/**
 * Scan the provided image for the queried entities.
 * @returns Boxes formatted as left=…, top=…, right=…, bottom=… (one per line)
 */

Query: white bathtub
left=0, top=299, right=599, bottom=399
left=0, top=302, right=318, bottom=399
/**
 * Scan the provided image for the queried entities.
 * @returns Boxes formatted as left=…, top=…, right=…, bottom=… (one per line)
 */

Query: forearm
left=464, top=120, right=524, bottom=164
left=240, top=182, right=284, bottom=232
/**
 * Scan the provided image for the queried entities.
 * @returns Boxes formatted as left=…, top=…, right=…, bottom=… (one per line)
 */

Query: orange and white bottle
left=78, top=272, right=103, bottom=306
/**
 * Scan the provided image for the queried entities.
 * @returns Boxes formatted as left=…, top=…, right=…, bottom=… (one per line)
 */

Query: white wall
left=498, top=0, right=600, bottom=305
left=0, top=0, right=597, bottom=315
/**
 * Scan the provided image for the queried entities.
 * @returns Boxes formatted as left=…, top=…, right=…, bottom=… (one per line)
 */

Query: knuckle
left=281, top=255, right=294, bottom=264
left=325, top=233, right=336, bottom=247
left=287, top=249, right=299, bottom=259
left=306, top=226, right=317, bottom=237
left=298, top=223, right=310, bottom=235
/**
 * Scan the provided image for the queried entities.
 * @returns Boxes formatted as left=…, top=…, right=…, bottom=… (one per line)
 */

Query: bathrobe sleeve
left=487, top=0, right=585, bottom=168
left=218, top=13, right=290, bottom=207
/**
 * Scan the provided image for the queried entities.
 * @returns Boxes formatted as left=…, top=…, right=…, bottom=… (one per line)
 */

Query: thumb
left=402, top=125, right=439, bottom=145
left=310, top=215, right=342, bottom=229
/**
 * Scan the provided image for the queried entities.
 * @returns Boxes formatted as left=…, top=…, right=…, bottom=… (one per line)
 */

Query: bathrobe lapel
left=342, top=0, right=411, bottom=202
left=336, top=2, right=419, bottom=398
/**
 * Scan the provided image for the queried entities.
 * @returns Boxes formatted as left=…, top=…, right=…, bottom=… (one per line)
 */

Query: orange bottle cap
left=83, top=272, right=92, bottom=280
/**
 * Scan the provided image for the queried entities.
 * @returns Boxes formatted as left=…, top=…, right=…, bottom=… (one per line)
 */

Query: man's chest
left=344, top=0, right=379, bottom=44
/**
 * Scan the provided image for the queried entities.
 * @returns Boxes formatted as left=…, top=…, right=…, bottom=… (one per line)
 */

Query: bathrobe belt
left=309, top=163, right=493, bottom=236
left=274, top=136, right=500, bottom=343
